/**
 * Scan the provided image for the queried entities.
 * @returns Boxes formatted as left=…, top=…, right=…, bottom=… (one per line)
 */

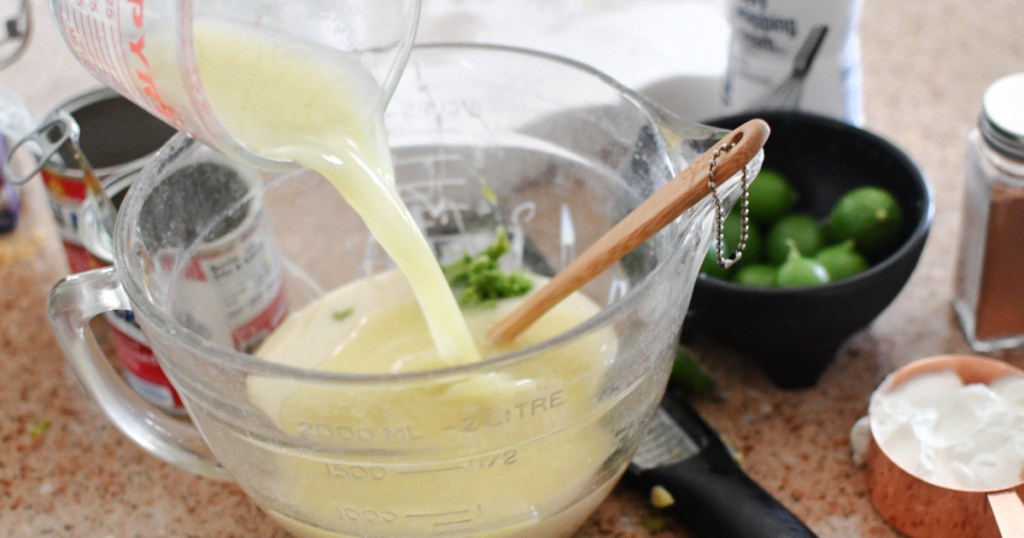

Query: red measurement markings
left=55, top=5, right=79, bottom=56
left=113, top=0, right=145, bottom=106
left=70, top=8, right=96, bottom=72
left=99, top=22, right=129, bottom=94
left=124, top=0, right=178, bottom=124
left=87, top=16, right=111, bottom=80
left=94, top=7, right=135, bottom=97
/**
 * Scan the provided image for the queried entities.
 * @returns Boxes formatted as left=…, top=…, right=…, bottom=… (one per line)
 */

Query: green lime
left=766, top=213, right=826, bottom=265
left=732, top=263, right=777, bottom=287
left=815, top=240, right=869, bottom=281
left=775, top=241, right=830, bottom=288
left=827, top=186, right=904, bottom=259
left=748, top=168, right=797, bottom=225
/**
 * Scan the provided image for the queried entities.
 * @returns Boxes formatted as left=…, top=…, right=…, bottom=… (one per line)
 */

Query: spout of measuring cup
left=647, top=99, right=766, bottom=189
left=636, top=100, right=766, bottom=269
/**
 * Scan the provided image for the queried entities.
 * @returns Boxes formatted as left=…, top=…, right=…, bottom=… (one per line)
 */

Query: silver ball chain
left=707, top=141, right=751, bottom=270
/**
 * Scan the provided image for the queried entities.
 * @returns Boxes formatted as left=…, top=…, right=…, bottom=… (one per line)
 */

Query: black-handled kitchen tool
left=626, top=388, right=818, bottom=538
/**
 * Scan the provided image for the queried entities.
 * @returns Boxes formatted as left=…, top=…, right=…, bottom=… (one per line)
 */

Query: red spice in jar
left=953, top=72, right=1024, bottom=350
left=972, top=184, right=1024, bottom=340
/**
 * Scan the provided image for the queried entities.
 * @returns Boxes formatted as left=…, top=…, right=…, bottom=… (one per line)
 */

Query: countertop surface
left=2, top=0, right=1023, bottom=536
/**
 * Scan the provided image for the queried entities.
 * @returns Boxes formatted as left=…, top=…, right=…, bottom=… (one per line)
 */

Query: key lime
left=748, top=168, right=797, bottom=225
left=814, top=240, right=869, bottom=281
left=828, top=186, right=904, bottom=259
left=775, top=241, right=830, bottom=288
left=766, top=213, right=826, bottom=265
left=732, top=263, right=777, bottom=287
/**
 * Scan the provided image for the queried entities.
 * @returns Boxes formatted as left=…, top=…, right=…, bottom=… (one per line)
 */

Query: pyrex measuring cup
left=49, top=0, right=418, bottom=168
left=48, top=45, right=763, bottom=537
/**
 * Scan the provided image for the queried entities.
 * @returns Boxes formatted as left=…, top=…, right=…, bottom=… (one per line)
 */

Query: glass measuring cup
left=48, top=44, right=762, bottom=537
left=48, top=0, right=418, bottom=169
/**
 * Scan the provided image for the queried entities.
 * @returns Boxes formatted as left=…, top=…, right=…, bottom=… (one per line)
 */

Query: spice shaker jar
left=954, top=73, right=1024, bottom=352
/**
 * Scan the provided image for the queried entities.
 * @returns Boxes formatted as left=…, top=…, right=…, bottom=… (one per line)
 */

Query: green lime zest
left=332, top=308, right=354, bottom=321
left=30, top=418, right=52, bottom=438
left=481, top=184, right=498, bottom=205
left=640, top=515, right=669, bottom=530
left=442, top=228, right=533, bottom=308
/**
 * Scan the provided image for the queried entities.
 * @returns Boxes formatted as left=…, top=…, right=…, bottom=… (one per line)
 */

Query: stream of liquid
left=195, top=21, right=478, bottom=365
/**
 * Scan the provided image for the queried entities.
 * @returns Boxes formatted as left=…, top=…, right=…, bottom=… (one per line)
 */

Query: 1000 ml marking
left=336, top=506, right=399, bottom=524
left=336, top=505, right=481, bottom=528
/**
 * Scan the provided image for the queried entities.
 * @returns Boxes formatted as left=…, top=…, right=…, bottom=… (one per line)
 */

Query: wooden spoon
left=487, top=118, right=770, bottom=345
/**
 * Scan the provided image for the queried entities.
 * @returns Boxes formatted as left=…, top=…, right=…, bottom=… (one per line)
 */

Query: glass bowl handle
left=47, top=266, right=230, bottom=481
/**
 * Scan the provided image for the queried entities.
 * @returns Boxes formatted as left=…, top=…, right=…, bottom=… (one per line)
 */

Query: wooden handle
left=487, top=119, right=770, bottom=345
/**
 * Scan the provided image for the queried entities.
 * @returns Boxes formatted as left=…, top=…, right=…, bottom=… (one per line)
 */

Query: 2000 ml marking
left=446, top=389, right=565, bottom=433
left=296, top=423, right=424, bottom=443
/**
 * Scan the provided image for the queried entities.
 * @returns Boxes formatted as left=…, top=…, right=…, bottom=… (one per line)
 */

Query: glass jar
left=954, top=73, right=1024, bottom=352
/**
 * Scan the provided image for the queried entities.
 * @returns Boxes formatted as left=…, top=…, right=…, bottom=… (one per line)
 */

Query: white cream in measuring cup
left=867, top=369, right=1024, bottom=491
left=188, top=21, right=621, bottom=537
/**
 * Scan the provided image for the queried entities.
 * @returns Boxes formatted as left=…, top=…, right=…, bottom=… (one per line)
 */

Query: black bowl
left=683, top=111, right=934, bottom=389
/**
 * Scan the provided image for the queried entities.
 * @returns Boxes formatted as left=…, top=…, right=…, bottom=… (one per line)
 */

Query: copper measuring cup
left=866, top=355, right=1024, bottom=537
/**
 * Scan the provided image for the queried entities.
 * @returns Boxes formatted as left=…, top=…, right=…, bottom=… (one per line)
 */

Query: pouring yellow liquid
left=193, top=22, right=477, bottom=365
left=192, top=21, right=622, bottom=537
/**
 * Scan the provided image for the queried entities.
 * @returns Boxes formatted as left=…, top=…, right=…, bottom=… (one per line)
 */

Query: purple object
left=0, top=136, right=21, bottom=233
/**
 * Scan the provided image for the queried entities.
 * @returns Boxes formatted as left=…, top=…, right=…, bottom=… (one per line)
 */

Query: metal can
left=80, top=168, right=186, bottom=413
left=80, top=161, right=289, bottom=413
left=39, top=87, right=176, bottom=272
left=138, top=160, right=290, bottom=352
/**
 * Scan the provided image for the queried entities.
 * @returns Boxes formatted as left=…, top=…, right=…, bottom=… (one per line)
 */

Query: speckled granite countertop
left=2, top=0, right=1022, bottom=536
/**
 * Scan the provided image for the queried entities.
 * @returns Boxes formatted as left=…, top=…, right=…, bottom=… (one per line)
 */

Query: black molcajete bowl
left=683, top=111, right=934, bottom=389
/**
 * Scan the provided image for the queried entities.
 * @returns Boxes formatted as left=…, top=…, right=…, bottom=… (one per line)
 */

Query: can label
left=105, top=310, right=185, bottom=413
left=40, top=167, right=97, bottom=271
left=163, top=213, right=289, bottom=352
left=62, top=238, right=105, bottom=273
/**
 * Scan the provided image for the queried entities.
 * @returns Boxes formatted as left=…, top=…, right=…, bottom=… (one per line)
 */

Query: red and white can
left=79, top=168, right=187, bottom=414
left=81, top=162, right=289, bottom=414
left=39, top=87, right=176, bottom=272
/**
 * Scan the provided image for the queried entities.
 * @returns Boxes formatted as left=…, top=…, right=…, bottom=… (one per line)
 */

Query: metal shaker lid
left=980, top=72, right=1024, bottom=161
